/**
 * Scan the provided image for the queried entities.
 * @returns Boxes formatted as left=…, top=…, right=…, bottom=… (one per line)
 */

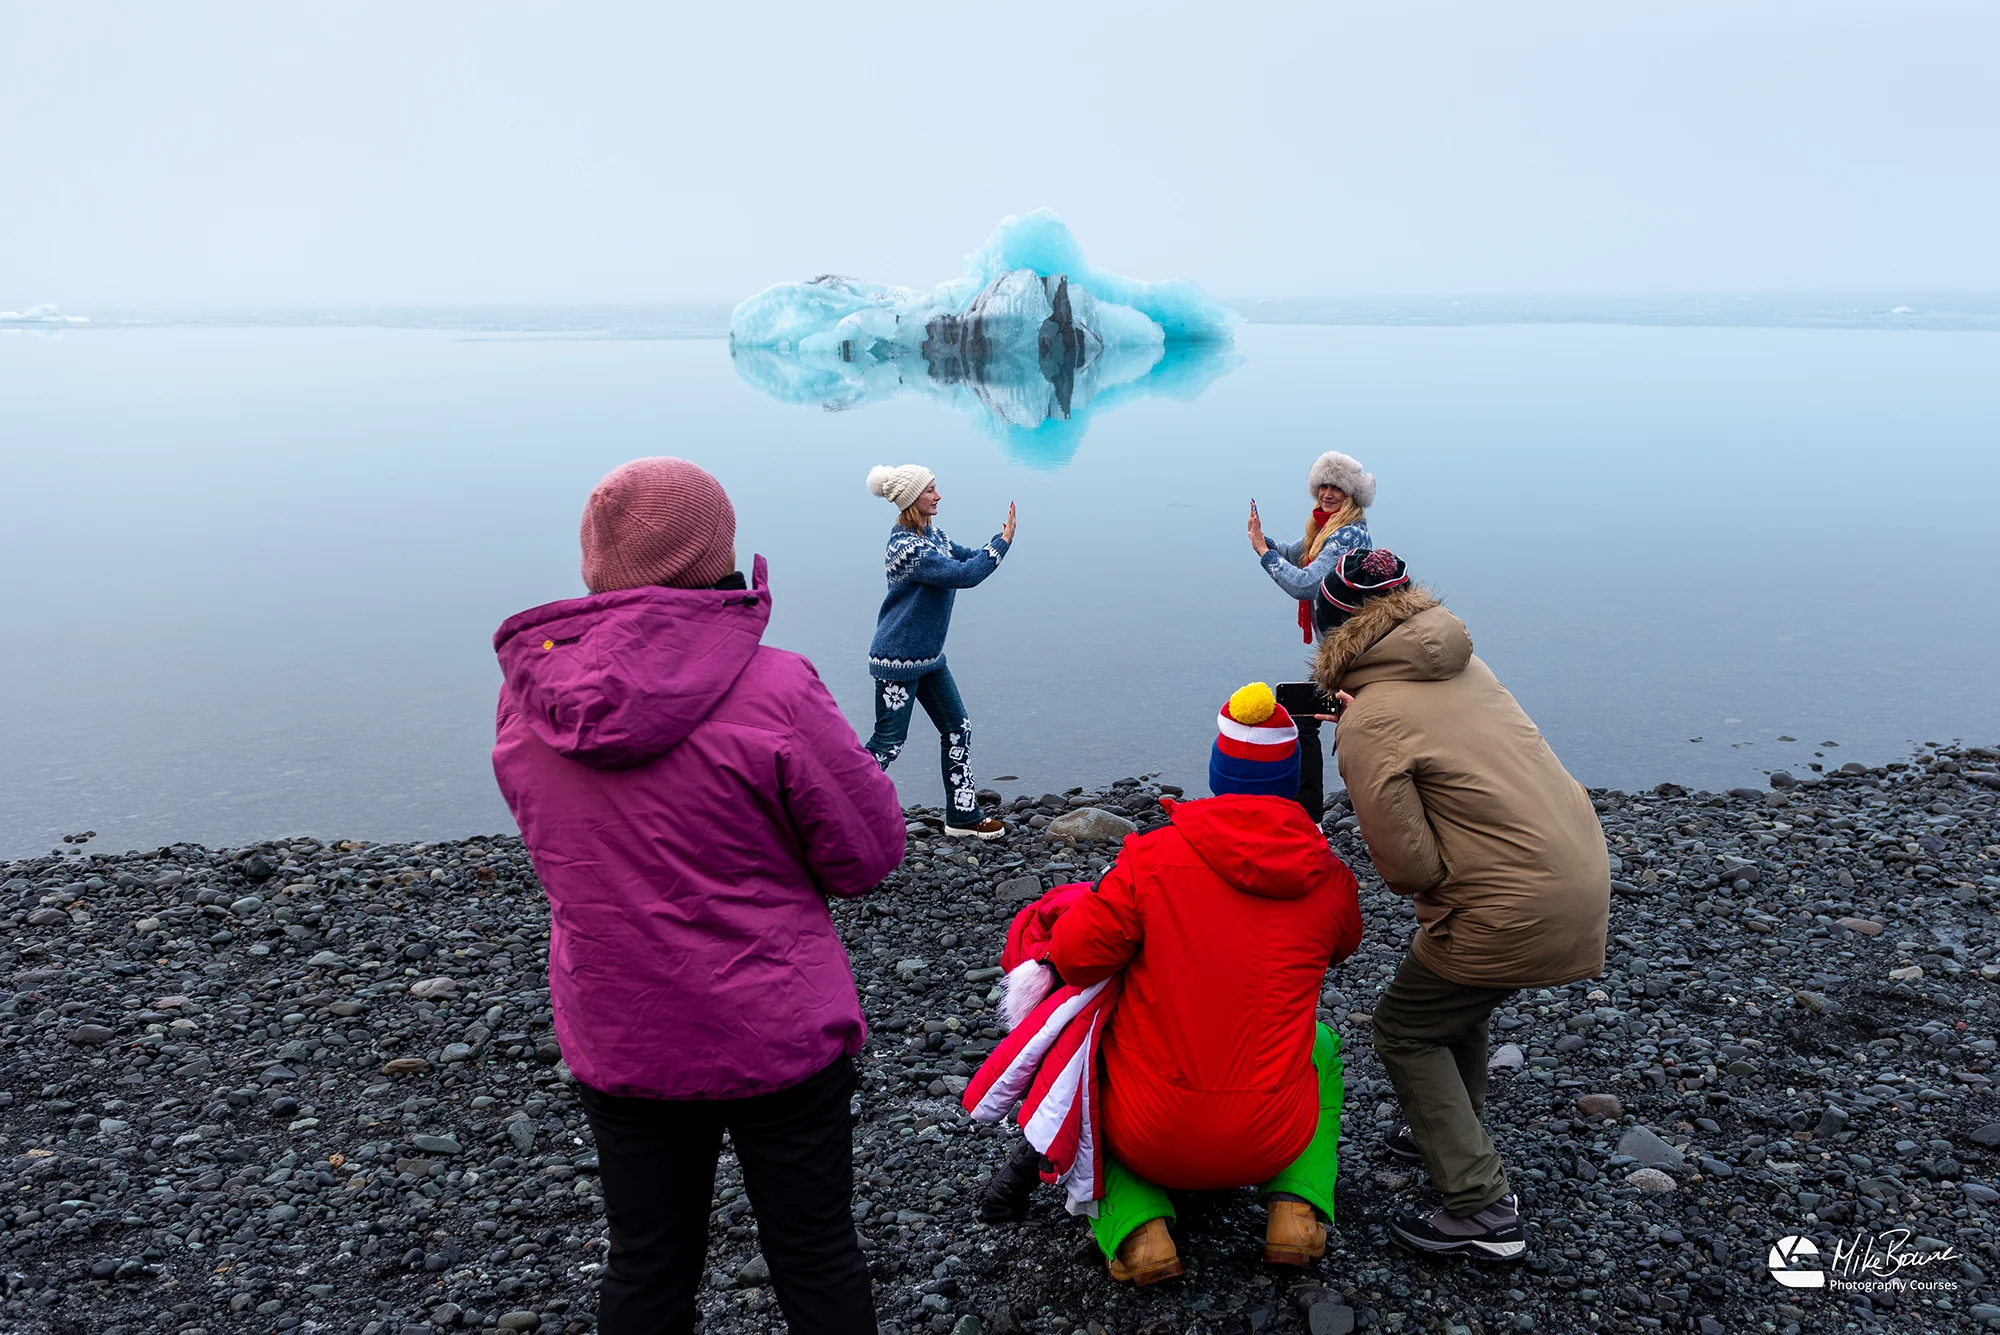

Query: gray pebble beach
left=3, top=746, right=1998, bottom=1335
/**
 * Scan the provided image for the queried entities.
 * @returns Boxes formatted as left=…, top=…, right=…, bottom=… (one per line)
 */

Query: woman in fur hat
left=1245, top=451, right=1375, bottom=820
left=1247, top=450, right=1376, bottom=645
left=863, top=463, right=1016, bottom=840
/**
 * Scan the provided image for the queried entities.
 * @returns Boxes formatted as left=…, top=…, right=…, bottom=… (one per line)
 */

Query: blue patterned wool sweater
left=868, top=524, right=1010, bottom=680
left=1260, top=519, right=1371, bottom=600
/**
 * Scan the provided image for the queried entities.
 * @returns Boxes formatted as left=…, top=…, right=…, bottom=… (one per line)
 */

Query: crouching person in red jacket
left=1046, top=683, right=1364, bottom=1283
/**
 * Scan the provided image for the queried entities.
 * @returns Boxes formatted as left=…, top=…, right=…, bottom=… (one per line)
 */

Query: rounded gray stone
left=1309, top=1302, right=1356, bottom=1335
left=1626, top=1167, right=1676, bottom=1192
left=1616, top=1126, right=1686, bottom=1170
left=1043, top=807, right=1137, bottom=844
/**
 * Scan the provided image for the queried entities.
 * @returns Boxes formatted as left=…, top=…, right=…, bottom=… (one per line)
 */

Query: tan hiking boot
left=1106, top=1218, right=1183, bottom=1285
left=1263, top=1199, right=1327, bottom=1266
left=945, top=818, right=1007, bottom=841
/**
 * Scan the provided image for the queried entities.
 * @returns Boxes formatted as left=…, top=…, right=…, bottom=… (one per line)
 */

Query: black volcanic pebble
left=2, top=754, right=1998, bottom=1335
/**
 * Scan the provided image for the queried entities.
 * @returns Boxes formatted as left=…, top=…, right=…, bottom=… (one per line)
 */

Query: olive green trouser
left=1091, top=1024, right=1343, bottom=1259
left=1371, top=952, right=1518, bottom=1215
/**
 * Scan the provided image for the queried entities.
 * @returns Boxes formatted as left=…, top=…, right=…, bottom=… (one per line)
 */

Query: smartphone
left=1274, top=681, right=1333, bottom=720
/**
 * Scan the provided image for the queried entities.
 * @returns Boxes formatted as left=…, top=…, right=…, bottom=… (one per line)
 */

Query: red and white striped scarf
left=961, top=974, right=1123, bottom=1213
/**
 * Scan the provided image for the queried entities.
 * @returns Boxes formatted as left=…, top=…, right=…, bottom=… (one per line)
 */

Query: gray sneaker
left=1390, top=1194, right=1527, bottom=1261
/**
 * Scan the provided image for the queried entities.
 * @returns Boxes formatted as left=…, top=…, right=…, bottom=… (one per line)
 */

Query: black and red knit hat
left=1314, top=548, right=1411, bottom=633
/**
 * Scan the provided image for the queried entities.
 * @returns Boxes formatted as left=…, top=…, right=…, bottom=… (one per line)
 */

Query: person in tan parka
left=1309, top=548, right=1609, bottom=1261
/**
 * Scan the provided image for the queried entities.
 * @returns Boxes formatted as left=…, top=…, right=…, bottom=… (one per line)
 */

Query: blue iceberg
left=728, top=211, right=1239, bottom=466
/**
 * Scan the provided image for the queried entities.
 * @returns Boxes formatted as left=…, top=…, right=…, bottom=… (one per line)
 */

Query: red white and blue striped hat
left=1209, top=682, right=1302, bottom=798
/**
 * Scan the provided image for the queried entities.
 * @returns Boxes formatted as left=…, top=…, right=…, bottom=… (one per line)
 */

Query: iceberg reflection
left=731, top=333, right=1240, bottom=469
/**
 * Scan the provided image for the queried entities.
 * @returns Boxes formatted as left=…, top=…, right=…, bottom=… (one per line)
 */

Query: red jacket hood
left=1166, top=794, right=1341, bottom=899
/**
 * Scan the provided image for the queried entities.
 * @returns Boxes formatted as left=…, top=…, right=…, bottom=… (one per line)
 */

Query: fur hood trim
left=999, top=959, right=1057, bottom=1031
left=1306, top=451, right=1376, bottom=509
left=1311, top=584, right=1441, bottom=688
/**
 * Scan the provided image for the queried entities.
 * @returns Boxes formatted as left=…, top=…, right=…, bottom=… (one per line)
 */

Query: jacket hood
left=1311, top=585, right=1471, bottom=693
left=1167, top=794, right=1340, bottom=900
left=493, top=555, right=771, bottom=769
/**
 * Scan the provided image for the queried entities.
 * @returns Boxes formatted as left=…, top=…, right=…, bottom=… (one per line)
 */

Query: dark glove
left=978, top=1137, right=1049, bottom=1224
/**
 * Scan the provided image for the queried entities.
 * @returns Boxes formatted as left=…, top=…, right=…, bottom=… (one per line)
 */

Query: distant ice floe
left=728, top=210, right=1239, bottom=467
left=0, top=304, right=88, bottom=325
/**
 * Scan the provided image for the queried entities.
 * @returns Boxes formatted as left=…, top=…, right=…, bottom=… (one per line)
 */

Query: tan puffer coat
left=1313, top=587, right=1609, bottom=990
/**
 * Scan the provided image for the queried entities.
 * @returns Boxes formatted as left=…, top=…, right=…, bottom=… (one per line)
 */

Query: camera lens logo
left=1769, top=1235, right=1825, bottom=1289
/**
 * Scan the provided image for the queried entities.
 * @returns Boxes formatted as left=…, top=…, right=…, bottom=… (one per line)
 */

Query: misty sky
left=3, top=1, right=1995, bottom=306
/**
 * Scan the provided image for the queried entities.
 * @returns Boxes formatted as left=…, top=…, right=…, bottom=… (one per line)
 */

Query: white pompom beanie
left=1306, top=451, right=1377, bottom=509
left=867, top=464, right=935, bottom=510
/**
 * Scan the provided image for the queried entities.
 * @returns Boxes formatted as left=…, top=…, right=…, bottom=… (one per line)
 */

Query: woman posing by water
left=1247, top=450, right=1377, bottom=636
left=1246, top=450, right=1376, bottom=821
left=864, top=462, right=1015, bottom=840
left=492, top=458, right=904, bottom=1335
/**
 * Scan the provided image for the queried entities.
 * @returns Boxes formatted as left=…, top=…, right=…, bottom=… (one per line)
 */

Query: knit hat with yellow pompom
left=1209, top=682, right=1302, bottom=799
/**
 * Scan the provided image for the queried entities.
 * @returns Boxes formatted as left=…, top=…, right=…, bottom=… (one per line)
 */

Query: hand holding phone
left=1313, top=690, right=1357, bottom=723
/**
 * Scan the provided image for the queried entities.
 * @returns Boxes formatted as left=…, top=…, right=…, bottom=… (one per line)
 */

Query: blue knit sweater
left=868, top=524, right=1010, bottom=681
left=1260, top=519, right=1371, bottom=600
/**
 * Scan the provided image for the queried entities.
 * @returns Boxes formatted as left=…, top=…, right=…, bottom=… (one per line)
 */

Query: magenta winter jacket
left=491, top=556, right=906, bottom=1100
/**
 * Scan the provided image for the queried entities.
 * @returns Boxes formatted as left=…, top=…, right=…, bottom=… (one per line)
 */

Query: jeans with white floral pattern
left=864, top=667, right=980, bottom=827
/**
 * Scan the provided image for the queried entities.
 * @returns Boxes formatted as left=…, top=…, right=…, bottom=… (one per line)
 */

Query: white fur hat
left=1307, top=451, right=1376, bottom=509
left=866, top=464, right=935, bottom=511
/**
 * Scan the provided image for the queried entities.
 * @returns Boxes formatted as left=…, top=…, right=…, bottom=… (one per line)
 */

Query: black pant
left=1294, top=713, right=1325, bottom=823
left=1275, top=682, right=1329, bottom=823
left=577, top=1056, right=875, bottom=1335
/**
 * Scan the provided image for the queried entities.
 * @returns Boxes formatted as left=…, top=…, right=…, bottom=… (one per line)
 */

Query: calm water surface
left=3, top=312, right=1997, bottom=858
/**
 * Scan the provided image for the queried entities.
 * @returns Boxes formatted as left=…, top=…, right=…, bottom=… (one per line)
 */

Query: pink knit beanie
left=579, top=458, right=737, bottom=593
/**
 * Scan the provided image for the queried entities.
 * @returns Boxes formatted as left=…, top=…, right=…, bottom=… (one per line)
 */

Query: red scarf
left=1296, top=508, right=1334, bottom=643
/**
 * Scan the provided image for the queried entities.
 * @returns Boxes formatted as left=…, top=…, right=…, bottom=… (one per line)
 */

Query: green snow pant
left=1091, top=1024, right=1344, bottom=1259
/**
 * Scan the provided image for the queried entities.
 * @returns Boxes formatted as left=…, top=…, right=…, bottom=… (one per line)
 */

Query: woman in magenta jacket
left=492, top=457, right=905, bottom=1335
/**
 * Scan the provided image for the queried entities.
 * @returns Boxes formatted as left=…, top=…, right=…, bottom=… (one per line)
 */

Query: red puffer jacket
left=1047, top=794, right=1362, bottom=1190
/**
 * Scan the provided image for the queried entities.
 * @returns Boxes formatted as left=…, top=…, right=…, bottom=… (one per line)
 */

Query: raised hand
left=1002, top=502, right=1017, bottom=545
left=1247, top=500, right=1268, bottom=556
